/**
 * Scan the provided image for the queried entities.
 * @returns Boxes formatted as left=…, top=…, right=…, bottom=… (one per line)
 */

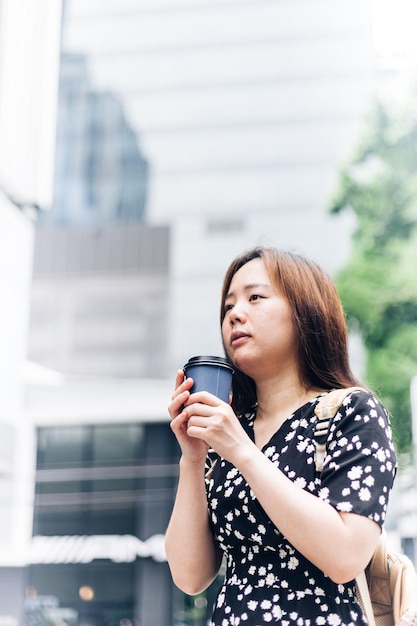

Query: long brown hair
left=220, top=246, right=362, bottom=415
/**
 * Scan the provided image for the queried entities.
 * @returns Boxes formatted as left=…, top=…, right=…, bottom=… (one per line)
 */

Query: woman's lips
left=231, top=331, right=250, bottom=346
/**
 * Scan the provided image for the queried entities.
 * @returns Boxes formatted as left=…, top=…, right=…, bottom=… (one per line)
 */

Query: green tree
left=330, top=97, right=417, bottom=455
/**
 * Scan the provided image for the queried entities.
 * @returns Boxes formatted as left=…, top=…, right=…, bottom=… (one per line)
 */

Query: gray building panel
left=32, top=224, right=169, bottom=275
left=29, top=224, right=170, bottom=379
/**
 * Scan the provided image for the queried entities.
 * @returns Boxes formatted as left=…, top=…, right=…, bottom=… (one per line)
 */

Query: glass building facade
left=42, top=49, right=148, bottom=228
left=26, top=422, right=180, bottom=626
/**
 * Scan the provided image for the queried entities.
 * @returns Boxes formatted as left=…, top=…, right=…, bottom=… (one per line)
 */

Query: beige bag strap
left=314, top=387, right=365, bottom=472
left=356, top=570, right=376, bottom=626
left=356, top=531, right=389, bottom=626
left=314, top=387, right=366, bottom=420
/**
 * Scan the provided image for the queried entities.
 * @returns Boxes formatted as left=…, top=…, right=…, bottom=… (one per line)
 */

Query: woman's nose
left=229, top=303, right=245, bottom=324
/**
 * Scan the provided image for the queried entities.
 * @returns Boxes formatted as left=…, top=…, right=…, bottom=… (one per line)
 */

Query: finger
left=170, top=411, right=189, bottom=431
left=174, top=369, right=185, bottom=389
left=168, top=391, right=191, bottom=419
left=186, top=390, right=223, bottom=407
left=186, top=420, right=212, bottom=442
left=172, top=374, right=193, bottom=398
left=171, top=370, right=193, bottom=402
left=182, top=401, right=222, bottom=420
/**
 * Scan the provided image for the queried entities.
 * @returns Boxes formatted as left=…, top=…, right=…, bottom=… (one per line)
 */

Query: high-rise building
left=42, top=52, right=148, bottom=228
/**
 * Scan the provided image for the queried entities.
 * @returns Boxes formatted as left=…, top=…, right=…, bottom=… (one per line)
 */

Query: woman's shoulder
left=337, top=387, right=387, bottom=412
left=314, top=387, right=392, bottom=434
left=324, top=387, right=394, bottom=443
left=315, top=387, right=386, bottom=413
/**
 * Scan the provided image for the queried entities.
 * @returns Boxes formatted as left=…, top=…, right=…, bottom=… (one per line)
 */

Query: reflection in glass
left=43, top=53, right=148, bottom=229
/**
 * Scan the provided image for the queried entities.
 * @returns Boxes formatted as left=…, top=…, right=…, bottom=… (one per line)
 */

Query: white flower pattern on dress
left=205, top=390, right=396, bottom=625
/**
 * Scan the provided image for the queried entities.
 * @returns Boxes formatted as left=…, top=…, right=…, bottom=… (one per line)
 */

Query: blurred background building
left=0, top=0, right=416, bottom=624
left=0, top=0, right=61, bottom=623
left=39, top=0, right=389, bottom=373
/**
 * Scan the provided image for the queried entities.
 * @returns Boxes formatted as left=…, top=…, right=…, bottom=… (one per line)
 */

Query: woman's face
left=221, top=258, right=297, bottom=382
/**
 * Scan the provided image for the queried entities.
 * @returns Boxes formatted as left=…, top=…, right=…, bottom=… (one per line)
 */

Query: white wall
left=0, top=0, right=62, bottom=207
left=0, top=196, right=35, bottom=566
left=0, top=0, right=62, bottom=569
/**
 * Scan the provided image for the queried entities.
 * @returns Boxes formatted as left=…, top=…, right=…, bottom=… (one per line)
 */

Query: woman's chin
left=231, top=353, right=256, bottom=377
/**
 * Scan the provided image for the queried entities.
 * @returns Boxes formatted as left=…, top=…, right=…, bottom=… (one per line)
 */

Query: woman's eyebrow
left=225, top=283, right=272, bottom=299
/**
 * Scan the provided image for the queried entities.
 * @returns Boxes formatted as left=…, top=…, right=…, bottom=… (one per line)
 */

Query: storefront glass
left=26, top=422, right=179, bottom=626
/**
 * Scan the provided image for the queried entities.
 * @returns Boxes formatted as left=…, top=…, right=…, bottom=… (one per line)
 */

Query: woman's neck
left=255, top=377, right=322, bottom=424
left=252, top=378, right=324, bottom=449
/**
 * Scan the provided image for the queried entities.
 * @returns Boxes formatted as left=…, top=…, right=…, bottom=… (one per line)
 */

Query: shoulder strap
left=356, top=570, right=376, bottom=626
left=314, top=387, right=366, bottom=420
left=314, top=387, right=366, bottom=472
left=356, top=531, right=389, bottom=626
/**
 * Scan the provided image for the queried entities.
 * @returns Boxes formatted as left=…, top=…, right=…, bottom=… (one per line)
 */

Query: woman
left=165, top=246, right=397, bottom=625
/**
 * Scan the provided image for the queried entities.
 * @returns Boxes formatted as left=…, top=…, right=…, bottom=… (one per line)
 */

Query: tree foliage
left=330, top=97, right=417, bottom=454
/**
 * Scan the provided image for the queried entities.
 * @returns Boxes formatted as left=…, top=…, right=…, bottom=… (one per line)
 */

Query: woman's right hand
left=168, top=370, right=209, bottom=462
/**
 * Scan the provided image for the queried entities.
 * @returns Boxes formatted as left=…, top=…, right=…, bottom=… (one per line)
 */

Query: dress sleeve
left=317, top=389, right=397, bottom=526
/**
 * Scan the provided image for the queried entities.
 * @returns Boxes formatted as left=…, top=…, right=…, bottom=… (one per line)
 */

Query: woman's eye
left=249, top=294, right=261, bottom=301
left=224, top=303, right=234, bottom=312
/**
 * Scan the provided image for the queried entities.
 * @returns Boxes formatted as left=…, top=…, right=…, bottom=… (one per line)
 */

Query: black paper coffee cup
left=183, top=355, right=234, bottom=402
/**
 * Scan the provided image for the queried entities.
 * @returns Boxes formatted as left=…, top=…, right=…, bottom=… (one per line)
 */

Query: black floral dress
left=205, top=390, right=397, bottom=626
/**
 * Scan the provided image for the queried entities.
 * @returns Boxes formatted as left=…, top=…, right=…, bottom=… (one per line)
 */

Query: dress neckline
left=246, top=393, right=325, bottom=451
